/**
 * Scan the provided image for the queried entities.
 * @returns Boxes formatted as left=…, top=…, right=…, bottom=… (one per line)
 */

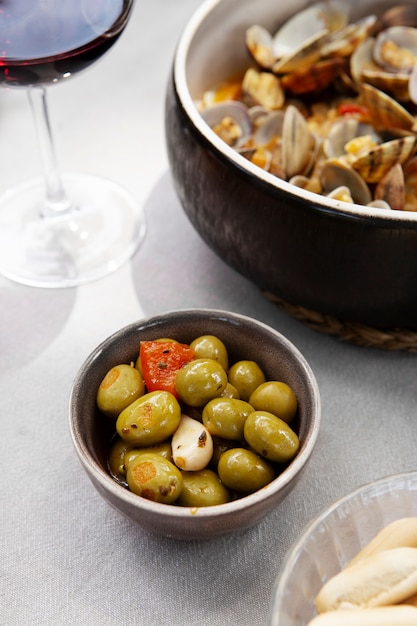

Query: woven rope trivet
left=264, top=292, right=417, bottom=352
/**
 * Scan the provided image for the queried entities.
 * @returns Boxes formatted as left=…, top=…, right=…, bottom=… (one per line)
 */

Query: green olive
left=124, top=441, right=173, bottom=469
left=249, top=381, right=298, bottom=423
left=243, top=411, right=300, bottom=463
left=220, top=382, right=240, bottom=399
left=202, top=397, right=254, bottom=440
left=189, top=335, right=229, bottom=371
left=175, top=358, right=228, bottom=407
left=107, top=435, right=134, bottom=482
left=126, top=452, right=183, bottom=504
left=227, top=360, right=266, bottom=401
left=97, top=363, right=145, bottom=419
left=116, top=390, right=181, bottom=447
left=177, top=469, right=230, bottom=507
left=218, top=448, right=275, bottom=492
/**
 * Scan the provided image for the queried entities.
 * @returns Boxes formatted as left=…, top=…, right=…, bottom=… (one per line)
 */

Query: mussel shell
left=374, top=162, right=405, bottom=211
left=350, top=37, right=412, bottom=101
left=349, top=135, right=417, bottom=183
left=280, top=57, right=346, bottom=95
left=361, top=68, right=411, bottom=102
left=200, top=101, right=253, bottom=148
left=273, top=30, right=329, bottom=74
left=272, top=1, right=348, bottom=59
left=321, top=14, right=377, bottom=58
left=323, top=118, right=380, bottom=158
left=320, top=158, right=372, bottom=205
left=288, top=174, right=322, bottom=194
left=373, top=26, right=417, bottom=74
left=252, top=110, right=285, bottom=146
left=350, top=36, right=375, bottom=87
left=282, top=105, right=317, bottom=178
left=360, top=83, right=415, bottom=130
left=326, top=185, right=354, bottom=202
left=246, top=25, right=275, bottom=69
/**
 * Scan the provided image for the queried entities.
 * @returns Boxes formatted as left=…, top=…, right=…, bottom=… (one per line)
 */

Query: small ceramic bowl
left=165, top=0, right=417, bottom=328
left=69, top=309, right=320, bottom=540
left=268, top=470, right=417, bottom=625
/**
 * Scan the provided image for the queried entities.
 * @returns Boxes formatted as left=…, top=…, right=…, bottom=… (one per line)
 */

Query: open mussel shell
left=323, top=118, right=380, bottom=158
left=245, top=25, right=275, bottom=69
left=374, top=163, right=405, bottom=211
left=200, top=101, right=253, bottom=148
left=320, top=158, right=372, bottom=205
left=326, top=185, right=355, bottom=202
left=360, top=83, right=415, bottom=130
left=272, top=1, right=347, bottom=60
left=252, top=110, right=284, bottom=145
left=361, top=68, right=411, bottom=102
left=350, top=36, right=375, bottom=87
left=280, top=57, right=346, bottom=95
left=349, top=135, right=417, bottom=183
left=289, top=174, right=321, bottom=194
left=271, top=1, right=348, bottom=74
left=321, top=14, right=377, bottom=58
left=373, top=25, right=417, bottom=73
left=351, top=37, right=411, bottom=101
left=281, top=105, right=317, bottom=179
left=245, top=1, right=348, bottom=74
left=272, top=30, right=329, bottom=75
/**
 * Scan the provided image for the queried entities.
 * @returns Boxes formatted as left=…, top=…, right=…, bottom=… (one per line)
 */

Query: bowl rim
left=173, top=0, right=417, bottom=225
left=269, top=469, right=417, bottom=622
left=68, top=308, right=321, bottom=522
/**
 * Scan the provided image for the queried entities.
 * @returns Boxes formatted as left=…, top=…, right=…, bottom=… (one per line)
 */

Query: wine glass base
left=0, top=174, right=146, bottom=288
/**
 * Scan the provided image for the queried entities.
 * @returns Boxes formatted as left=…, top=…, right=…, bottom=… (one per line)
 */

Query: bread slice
left=307, top=605, right=417, bottom=625
left=315, top=547, right=417, bottom=612
left=349, top=518, right=417, bottom=566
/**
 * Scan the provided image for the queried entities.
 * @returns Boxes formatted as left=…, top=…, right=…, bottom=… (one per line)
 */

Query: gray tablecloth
left=1, top=2, right=417, bottom=625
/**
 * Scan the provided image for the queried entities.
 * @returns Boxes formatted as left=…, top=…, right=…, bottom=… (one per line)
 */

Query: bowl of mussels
left=166, top=0, right=417, bottom=329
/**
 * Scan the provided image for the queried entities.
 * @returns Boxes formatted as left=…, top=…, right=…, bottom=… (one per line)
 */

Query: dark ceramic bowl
left=165, top=0, right=417, bottom=329
left=69, top=309, right=320, bottom=540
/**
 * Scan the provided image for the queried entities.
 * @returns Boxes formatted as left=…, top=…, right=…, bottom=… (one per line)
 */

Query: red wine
left=0, top=0, right=133, bottom=87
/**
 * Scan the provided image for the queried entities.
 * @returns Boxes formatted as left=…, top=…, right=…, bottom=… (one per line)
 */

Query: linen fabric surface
left=1, top=1, right=417, bottom=625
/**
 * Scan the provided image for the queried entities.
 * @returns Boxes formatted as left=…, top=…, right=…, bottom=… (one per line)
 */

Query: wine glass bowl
left=0, top=1, right=133, bottom=87
left=0, top=0, right=145, bottom=288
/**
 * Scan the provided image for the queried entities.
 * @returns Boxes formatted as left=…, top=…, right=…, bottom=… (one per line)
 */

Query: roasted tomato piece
left=139, top=340, right=194, bottom=397
left=337, top=103, right=370, bottom=120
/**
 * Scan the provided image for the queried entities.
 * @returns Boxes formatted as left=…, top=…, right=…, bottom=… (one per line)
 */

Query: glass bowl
left=269, top=471, right=417, bottom=625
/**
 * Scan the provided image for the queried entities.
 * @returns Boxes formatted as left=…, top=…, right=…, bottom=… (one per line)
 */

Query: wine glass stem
left=28, top=86, right=73, bottom=218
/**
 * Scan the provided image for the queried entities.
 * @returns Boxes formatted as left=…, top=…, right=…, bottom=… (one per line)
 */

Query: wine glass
left=0, top=0, right=145, bottom=288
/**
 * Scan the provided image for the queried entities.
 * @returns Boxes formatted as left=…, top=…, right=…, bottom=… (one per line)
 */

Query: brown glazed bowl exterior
left=165, top=0, right=417, bottom=329
left=69, top=309, right=320, bottom=540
